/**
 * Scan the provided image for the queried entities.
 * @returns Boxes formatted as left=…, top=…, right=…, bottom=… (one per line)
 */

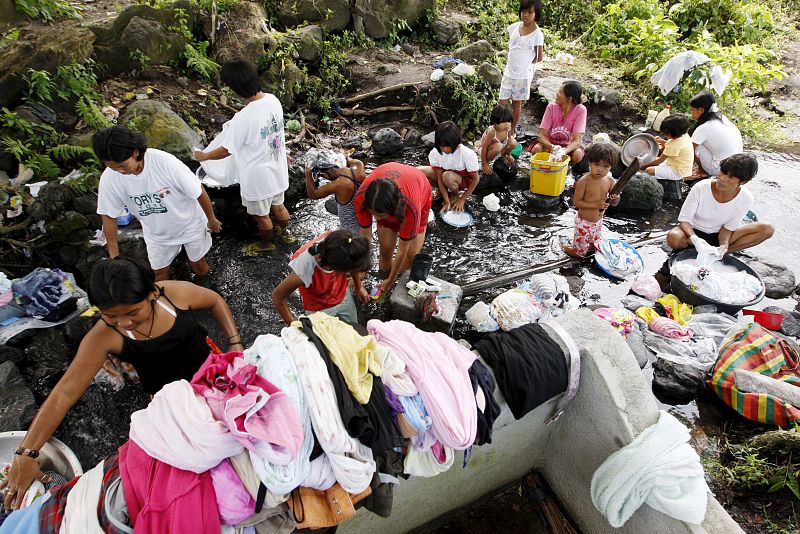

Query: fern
left=23, top=154, right=60, bottom=179
left=75, top=95, right=111, bottom=129
left=0, top=136, right=32, bottom=161
left=24, top=69, right=54, bottom=102
left=184, top=42, right=220, bottom=80
left=48, top=144, right=96, bottom=162
left=62, top=165, right=101, bottom=194
left=0, top=108, right=35, bottom=137
left=14, top=0, right=80, bottom=22
left=54, top=60, right=98, bottom=100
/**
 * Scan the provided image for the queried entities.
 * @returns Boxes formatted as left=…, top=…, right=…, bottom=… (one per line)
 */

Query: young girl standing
left=499, top=0, right=544, bottom=136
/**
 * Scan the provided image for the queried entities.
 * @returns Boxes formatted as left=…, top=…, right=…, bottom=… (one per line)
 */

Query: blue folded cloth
left=11, top=268, right=67, bottom=318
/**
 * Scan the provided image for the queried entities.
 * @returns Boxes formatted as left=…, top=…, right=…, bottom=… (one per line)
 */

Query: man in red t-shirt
left=353, top=163, right=432, bottom=294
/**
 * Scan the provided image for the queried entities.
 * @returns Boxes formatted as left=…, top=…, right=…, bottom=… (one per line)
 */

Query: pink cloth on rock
left=119, top=440, right=221, bottom=534
left=366, top=319, right=477, bottom=450
left=649, top=317, right=694, bottom=341
left=210, top=458, right=256, bottom=525
left=190, top=351, right=304, bottom=465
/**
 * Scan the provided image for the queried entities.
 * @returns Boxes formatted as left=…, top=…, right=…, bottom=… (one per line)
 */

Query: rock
left=533, top=76, right=571, bottom=104
left=522, top=191, right=562, bottom=210
left=403, top=129, right=423, bottom=148
left=0, top=361, right=36, bottom=431
left=209, top=1, right=277, bottom=65
left=764, top=306, right=800, bottom=337
left=0, top=0, right=24, bottom=25
left=748, top=259, right=796, bottom=299
left=0, top=22, right=94, bottom=107
left=0, top=346, right=25, bottom=365
left=626, top=323, right=651, bottom=369
left=73, top=193, right=99, bottom=216
left=176, top=76, right=190, bottom=88
left=401, top=43, right=416, bottom=56
left=430, top=18, right=460, bottom=46
left=44, top=210, right=91, bottom=242
left=261, top=60, right=307, bottom=109
left=120, top=100, right=204, bottom=164
left=477, top=61, right=502, bottom=88
left=372, top=128, right=404, bottom=156
left=276, top=0, right=351, bottom=31
left=615, top=173, right=663, bottom=213
left=652, top=357, right=705, bottom=401
left=389, top=272, right=462, bottom=334
left=421, top=130, right=435, bottom=148
left=342, top=136, right=365, bottom=149
left=377, top=64, right=401, bottom=75
left=36, top=182, right=75, bottom=218
left=285, top=160, right=305, bottom=204
left=656, top=178, right=682, bottom=201
left=453, top=40, right=495, bottom=64
left=353, top=0, right=434, bottom=39
left=295, top=24, right=323, bottom=62
left=476, top=172, right=502, bottom=189
left=90, top=5, right=193, bottom=77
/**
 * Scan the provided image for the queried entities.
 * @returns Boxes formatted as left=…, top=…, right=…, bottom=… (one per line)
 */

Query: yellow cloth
left=635, top=306, right=660, bottom=325
left=656, top=294, right=693, bottom=325
left=662, top=133, right=694, bottom=178
left=295, top=312, right=381, bottom=404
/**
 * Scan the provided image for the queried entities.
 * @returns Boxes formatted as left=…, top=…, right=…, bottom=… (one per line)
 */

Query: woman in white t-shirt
left=418, top=121, right=480, bottom=213
left=667, top=154, right=773, bottom=254
left=194, top=59, right=294, bottom=256
left=688, top=91, right=743, bottom=179
left=94, top=127, right=222, bottom=282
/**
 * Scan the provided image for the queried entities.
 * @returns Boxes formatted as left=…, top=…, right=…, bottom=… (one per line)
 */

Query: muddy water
left=203, top=150, right=799, bottom=531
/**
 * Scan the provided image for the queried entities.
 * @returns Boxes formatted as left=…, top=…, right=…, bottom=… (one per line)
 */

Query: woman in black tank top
left=2, top=257, right=242, bottom=511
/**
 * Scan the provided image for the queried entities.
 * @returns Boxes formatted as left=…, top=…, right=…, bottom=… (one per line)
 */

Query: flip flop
left=242, top=242, right=275, bottom=256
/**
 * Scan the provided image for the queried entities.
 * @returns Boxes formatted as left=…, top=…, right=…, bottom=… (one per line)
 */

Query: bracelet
left=228, top=334, right=241, bottom=344
left=14, top=447, right=39, bottom=459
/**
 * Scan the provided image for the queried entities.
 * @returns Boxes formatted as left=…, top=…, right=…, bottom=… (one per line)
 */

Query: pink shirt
left=540, top=103, right=587, bottom=147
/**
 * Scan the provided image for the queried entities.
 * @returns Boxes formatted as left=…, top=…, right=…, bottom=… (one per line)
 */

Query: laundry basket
left=529, top=153, right=569, bottom=196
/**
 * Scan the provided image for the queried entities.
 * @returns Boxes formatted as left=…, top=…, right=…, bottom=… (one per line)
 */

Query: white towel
left=60, top=460, right=105, bottom=534
left=591, top=410, right=709, bottom=527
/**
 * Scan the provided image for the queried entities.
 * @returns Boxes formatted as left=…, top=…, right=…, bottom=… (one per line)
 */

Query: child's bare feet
left=560, top=243, right=585, bottom=258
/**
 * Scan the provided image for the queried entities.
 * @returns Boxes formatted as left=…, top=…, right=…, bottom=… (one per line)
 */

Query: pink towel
left=210, top=459, right=256, bottom=525
left=191, top=352, right=304, bottom=465
left=649, top=317, right=694, bottom=341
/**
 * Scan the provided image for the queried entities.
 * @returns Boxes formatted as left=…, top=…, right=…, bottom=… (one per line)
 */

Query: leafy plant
left=61, top=165, right=101, bottom=194
left=668, top=0, right=775, bottom=47
left=191, top=0, right=238, bottom=10
left=54, top=59, right=99, bottom=101
left=183, top=41, right=220, bottom=80
left=1, top=29, right=20, bottom=49
left=168, top=7, right=193, bottom=40
left=385, top=18, right=412, bottom=47
left=48, top=144, right=97, bottom=163
left=14, top=0, right=80, bottom=22
left=458, top=0, right=517, bottom=49
left=129, top=48, right=151, bottom=71
left=0, top=108, right=66, bottom=179
left=444, top=73, right=496, bottom=134
left=24, top=69, right=55, bottom=103
left=75, top=95, right=112, bottom=129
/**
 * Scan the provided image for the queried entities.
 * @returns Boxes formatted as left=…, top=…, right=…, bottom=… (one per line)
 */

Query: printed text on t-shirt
left=129, top=188, right=171, bottom=216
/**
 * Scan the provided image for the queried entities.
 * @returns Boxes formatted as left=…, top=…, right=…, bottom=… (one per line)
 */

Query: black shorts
left=694, top=229, right=720, bottom=247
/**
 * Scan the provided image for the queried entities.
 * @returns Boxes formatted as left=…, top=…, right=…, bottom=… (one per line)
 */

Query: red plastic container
left=742, top=309, right=785, bottom=331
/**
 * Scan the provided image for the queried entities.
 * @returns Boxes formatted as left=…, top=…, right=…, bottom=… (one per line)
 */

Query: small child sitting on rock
left=562, top=142, right=620, bottom=257
left=418, top=121, right=480, bottom=213
left=479, top=104, right=518, bottom=175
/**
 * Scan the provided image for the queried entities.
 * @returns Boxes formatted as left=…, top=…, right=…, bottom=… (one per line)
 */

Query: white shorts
left=654, top=161, right=684, bottom=181
left=146, top=231, right=212, bottom=270
left=242, top=192, right=285, bottom=216
left=499, top=76, right=531, bottom=101
left=695, top=144, right=721, bottom=176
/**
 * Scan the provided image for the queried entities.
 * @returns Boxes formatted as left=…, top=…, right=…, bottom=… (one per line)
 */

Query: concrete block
left=657, top=178, right=683, bottom=201
left=389, top=272, right=462, bottom=334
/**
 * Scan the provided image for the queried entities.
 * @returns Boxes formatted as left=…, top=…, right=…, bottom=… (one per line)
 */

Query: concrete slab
left=389, top=272, right=462, bottom=334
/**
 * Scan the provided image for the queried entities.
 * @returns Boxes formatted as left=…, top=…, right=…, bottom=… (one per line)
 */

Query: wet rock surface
left=0, top=361, right=36, bottom=431
left=372, top=128, right=405, bottom=157
left=748, top=258, right=797, bottom=299
left=652, top=358, right=706, bottom=402
left=614, top=173, right=664, bottom=212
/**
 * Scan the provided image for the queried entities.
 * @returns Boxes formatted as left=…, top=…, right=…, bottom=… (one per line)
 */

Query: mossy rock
left=353, top=0, right=435, bottom=39
left=210, top=1, right=277, bottom=65
left=260, top=61, right=307, bottom=108
left=36, top=182, right=75, bottom=219
left=615, top=173, right=663, bottom=213
left=44, top=210, right=91, bottom=242
left=120, top=100, right=204, bottom=164
left=275, top=0, right=351, bottom=31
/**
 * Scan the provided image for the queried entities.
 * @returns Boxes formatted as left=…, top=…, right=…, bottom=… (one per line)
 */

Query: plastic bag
left=630, top=274, right=661, bottom=301
left=656, top=294, right=693, bottom=325
left=482, top=193, right=500, bottom=212
left=465, top=301, right=499, bottom=332
left=430, top=68, right=445, bottom=82
left=452, top=63, right=475, bottom=77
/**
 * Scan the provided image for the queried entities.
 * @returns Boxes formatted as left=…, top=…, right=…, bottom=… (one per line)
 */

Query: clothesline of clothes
left=0, top=313, right=579, bottom=534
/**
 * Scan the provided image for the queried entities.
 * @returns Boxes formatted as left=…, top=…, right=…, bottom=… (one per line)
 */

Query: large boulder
left=477, top=61, right=502, bottom=88
left=0, top=361, right=36, bottom=431
left=430, top=18, right=460, bottom=46
left=372, top=128, right=404, bottom=157
left=353, top=0, right=435, bottom=39
left=652, top=357, right=705, bottom=401
left=0, top=23, right=94, bottom=108
left=748, top=259, right=796, bottom=299
left=120, top=100, right=204, bottom=164
left=614, top=173, right=663, bottom=212
left=210, top=1, right=277, bottom=65
left=276, top=0, right=350, bottom=31
left=294, top=25, right=323, bottom=63
left=764, top=306, right=800, bottom=337
left=453, top=40, right=495, bottom=64
left=36, top=182, right=75, bottom=219
left=44, top=210, right=92, bottom=242
left=260, top=60, right=308, bottom=108
left=90, top=5, right=194, bottom=77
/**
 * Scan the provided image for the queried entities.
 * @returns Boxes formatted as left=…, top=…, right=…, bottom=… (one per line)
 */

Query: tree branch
left=342, top=82, right=429, bottom=105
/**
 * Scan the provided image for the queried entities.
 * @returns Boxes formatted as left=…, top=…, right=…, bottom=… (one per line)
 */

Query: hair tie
left=348, top=237, right=352, bottom=243
left=709, top=103, right=719, bottom=112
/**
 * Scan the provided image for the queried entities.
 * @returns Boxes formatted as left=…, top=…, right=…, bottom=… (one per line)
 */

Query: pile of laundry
left=0, top=268, right=83, bottom=326
left=465, top=273, right=578, bottom=332
left=0, top=314, right=511, bottom=533
left=671, top=259, right=762, bottom=305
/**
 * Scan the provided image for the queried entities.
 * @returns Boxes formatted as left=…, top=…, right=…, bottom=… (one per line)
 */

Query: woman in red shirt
left=272, top=229, right=371, bottom=325
left=353, top=162, right=432, bottom=294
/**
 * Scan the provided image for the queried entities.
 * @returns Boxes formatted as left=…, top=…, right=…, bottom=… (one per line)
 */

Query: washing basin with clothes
left=0, top=431, right=83, bottom=480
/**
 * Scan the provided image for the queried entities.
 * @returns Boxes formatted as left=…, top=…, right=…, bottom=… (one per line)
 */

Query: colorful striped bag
left=708, top=322, right=800, bottom=427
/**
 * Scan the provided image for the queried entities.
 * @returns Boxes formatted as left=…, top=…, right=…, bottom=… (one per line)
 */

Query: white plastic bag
left=482, top=193, right=500, bottom=212
left=452, top=63, right=476, bottom=77
left=465, top=301, right=499, bottom=332
left=430, top=68, right=445, bottom=82
left=630, top=274, right=661, bottom=301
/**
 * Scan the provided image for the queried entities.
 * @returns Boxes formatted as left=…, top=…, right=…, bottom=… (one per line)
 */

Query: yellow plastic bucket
left=529, top=152, right=569, bottom=196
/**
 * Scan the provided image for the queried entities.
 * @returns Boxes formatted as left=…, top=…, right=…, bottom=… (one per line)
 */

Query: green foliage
left=458, top=0, right=517, bottom=49
left=168, top=7, right=193, bottom=40
left=1, top=29, right=20, bottom=49
left=191, top=0, right=238, bottom=10
left=75, top=95, right=112, bottom=129
left=668, top=0, right=775, bottom=46
left=24, top=69, right=55, bottom=103
left=0, top=107, right=78, bottom=180
left=385, top=18, right=412, bottom=47
left=184, top=42, right=220, bottom=80
left=48, top=144, right=97, bottom=163
left=541, top=0, right=601, bottom=39
left=444, top=74, right=496, bottom=134
left=123, top=112, right=144, bottom=132
left=54, top=59, right=99, bottom=101
left=14, top=0, right=80, bottom=22
left=129, top=48, right=151, bottom=71
left=61, top=166, right=101, bottom=194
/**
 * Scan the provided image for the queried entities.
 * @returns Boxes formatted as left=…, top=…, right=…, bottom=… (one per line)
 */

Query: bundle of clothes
left=466, top=273, right=578, bottom=332
left=0, top=314, right=587, bottom=534
left=671, top=257, right=762, bottom=305
left=0, top=268, right=81, bottom=325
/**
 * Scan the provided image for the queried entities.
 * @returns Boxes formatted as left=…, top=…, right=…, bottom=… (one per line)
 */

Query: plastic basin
left=668, top=249, right=765, bottom=315
left=742, top=309, right=785, bottom=331
left=0, top=431, right=83, bottom=480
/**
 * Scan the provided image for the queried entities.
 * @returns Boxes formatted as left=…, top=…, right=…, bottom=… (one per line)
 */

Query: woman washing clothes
left=272, top=229, right=372, bottom=325
left=687, top=91, right=743, bottom=179
left=0, top=256, right=242, bottom=512
left=666, top=153, right=773, bottom=253
left=354, top=162, right=432, bottom=295
left=527, top=80, right=587, bottom=164
left=303, top=148, right=366, bottom=231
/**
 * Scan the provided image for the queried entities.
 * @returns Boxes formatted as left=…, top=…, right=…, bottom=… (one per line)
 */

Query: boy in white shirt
left=94, top=126, right=222, bottom=282
left=194, top=59, right=294, bottom=255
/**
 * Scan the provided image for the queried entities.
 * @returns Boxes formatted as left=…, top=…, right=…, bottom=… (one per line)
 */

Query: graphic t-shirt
left=540, top=102, right=587, bottom=147
left=228, top=94, right=289, bottom=201
left=428, top=144, right=480, bottom=175
left=289, top=231, right=348, bottom=311
left=353, top=163, right=431, bottom=241
left=662, top=134, right=694, bottom=178
left=503, top=22, right=545, bottom=80
left=97, top=148, right=207, bottom=245
left=678, top=179, right=754, bottom=233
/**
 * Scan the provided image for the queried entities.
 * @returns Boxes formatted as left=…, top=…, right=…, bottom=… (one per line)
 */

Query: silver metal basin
left=0, top=431, right=83, bottom=479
